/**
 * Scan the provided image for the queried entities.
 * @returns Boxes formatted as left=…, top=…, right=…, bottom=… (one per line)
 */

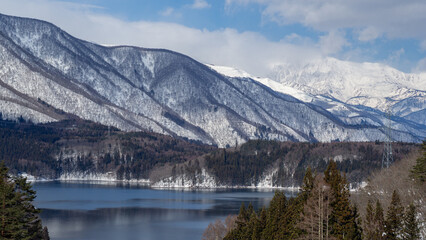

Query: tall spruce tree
left=302, top=166, right=314, bottom=196
left=225, top=203, right=249, bottom=240
left=324, top=160, right=361, bottom=239
left=410, top=141, right=425, bottom=182
left=374, top=200, right=386, bottom=240
left=0, top=162, right=48, bottom=239
left=385, top=190, right=404, bottom=240
left=252, top=207, right=266, bottom=240
left=364, top=200, right=376, bottom=240
left=402, top=203, right=420, bottom=240
left=263, top=191, right=287, bottom=240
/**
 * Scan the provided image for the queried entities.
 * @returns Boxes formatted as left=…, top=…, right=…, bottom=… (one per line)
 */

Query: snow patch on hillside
left=18, top=173, right=49, bottom=182
left=151, top=169, right=217, bottom=188
left=207, top=64, right=313, bottom=102
left=59, top=172, right=148, bottom=183
left=253, top=169, right=278, bottom=188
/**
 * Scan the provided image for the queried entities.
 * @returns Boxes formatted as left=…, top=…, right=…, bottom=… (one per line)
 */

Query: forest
left=203, top=143, right=425, bottom=239
left=0, top=116, right=214, bottom=180
left=0, top=115, right=421, bottom=187
left=205, top=140, right=418, bottom=187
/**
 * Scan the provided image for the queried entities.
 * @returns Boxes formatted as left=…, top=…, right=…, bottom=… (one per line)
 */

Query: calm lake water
left=33, top=181, right=290, bottom=240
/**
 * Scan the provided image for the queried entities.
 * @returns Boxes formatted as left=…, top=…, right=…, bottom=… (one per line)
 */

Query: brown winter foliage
left=298, top=175, right=335, bottom=240
left=352, top=145, right=425, bottom=238
left=202, top=215, right=237, bottom=240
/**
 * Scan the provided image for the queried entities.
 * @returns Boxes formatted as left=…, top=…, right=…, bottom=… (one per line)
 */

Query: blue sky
left=2, top=0, right=426, bottom=76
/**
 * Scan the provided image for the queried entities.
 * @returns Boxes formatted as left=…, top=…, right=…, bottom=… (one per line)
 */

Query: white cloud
left=358, top=27, right=380, bottom=42
left=160, top=7, right=175, bottom=17
left=0, top=0, right=321, bottom=76
left=282, top=33, right=313, bottom=45
left=190, top=0, right=211, bottom=9
left=226, top=0, right=426, bottom=41
left=388, top=48, right=405, bottom=63
left=412, top=57, right=426, bottom=73
left=319, top=30, right=349, bottom=55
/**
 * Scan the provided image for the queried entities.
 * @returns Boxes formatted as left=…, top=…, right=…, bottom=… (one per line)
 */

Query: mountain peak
left=0, top=13, right=424, bottom=145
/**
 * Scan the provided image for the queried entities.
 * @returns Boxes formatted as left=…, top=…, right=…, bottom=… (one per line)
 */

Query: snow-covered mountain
left=209, top=65, right=426, bottom=142
left=0, top=13, right=424, bottom=146
left=270, top=58, right=426, bottom=126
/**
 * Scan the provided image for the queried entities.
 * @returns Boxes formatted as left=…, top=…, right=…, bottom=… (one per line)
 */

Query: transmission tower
left=382, top=108, right=393, bottom=168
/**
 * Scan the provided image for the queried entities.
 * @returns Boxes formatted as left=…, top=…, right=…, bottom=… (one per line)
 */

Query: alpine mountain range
left=0, top=13, right=425, bottom=147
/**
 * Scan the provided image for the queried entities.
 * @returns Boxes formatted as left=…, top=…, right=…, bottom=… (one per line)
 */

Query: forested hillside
left=204, top=140, right=419, bottom=187
left=0, top=117, right=214, bottom=180
left=203, top=149, right=425, bottom=239
left=0, top=117, right=420, bottom=187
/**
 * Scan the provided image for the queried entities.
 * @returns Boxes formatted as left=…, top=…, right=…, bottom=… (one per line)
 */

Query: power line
left=382, top=108, right=393, bottom=169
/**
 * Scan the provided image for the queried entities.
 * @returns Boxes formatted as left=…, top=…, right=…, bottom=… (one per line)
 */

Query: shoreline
left=27, top=177, right=301, bottom=191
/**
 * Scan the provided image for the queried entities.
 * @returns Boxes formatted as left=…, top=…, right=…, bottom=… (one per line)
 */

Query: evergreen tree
left=385, top=190, right=404, bottom=240
left=324, top=160, right=360, bottom=239
left=364, top=200, right=376, bottom=240
left=302, top=166, right=314, bottom=196
left=374, top=200, right=386, bottom=240
left=402, top=204, right=419, bottom=240
left=251, top=207, right=266, bottom=240
left=374, top=199, right=385, bottom=240
left=277, top=197, right=304, bottom=239
left=0, top=162, right=48, bottom=239
left=224, top=203, right=251, bottom=240
left=410, top=141, right=425, bottom=182
left=235, top=202, right=249, bottom=228
left=262, top=191, right=287, bottom=240
left=348, top=205, right=362, bottom=240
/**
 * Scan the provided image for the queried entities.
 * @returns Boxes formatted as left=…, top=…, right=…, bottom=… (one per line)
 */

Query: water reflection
left=33, top=181, right=286, bottom=240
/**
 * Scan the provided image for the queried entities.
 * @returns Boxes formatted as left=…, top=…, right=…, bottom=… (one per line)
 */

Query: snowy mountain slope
left=269, top=58, right=426, bottom=126
left=0, top=13, right=423, bottom=145
left=208, top=65, right=426, bottom=141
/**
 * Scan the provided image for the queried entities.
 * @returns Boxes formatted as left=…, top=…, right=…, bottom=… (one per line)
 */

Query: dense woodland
left=0, top=116, right=214, bottom=180
left=0, top=115, right=421, bottom=187
left=0, top=163, right=49, bottom=239
left=205, top=140, right=418, bottom=187
left=204, top=143, right=425, bottom=239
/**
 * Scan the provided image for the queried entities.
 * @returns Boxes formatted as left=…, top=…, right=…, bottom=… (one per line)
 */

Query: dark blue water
left=33, top=181, right=284, bottom=240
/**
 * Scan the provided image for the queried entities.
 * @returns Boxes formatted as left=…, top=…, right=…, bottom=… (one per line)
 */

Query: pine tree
left=385, top=190, right=404, bottom=240
left=262, top=191, right=287, bottom=240
left=410, top=141, right=425, bottom=182
left=374, top=200, right=386, bottom=240
left=364, top=200, right=376, bottom=240
left=252, top=207, right=266, bottom=240
left=302, top=166, right=314, bottom=196
left=348, top=205, right=362, bottom=240
left=0, top=162, right=48, bottom=239
left=402, top=204, right=419, bottom=240
left=224, top=202, right=251, bottom=240
left=324, top=160, right=360, bottom=240
left=278, top=196, right=305, bottom=239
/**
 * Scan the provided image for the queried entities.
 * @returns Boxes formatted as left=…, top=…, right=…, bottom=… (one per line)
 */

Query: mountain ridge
left=0, top=13, right=424, bottom=146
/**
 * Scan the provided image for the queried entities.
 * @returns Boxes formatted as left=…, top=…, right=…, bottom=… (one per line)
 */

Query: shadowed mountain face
left=0, top=13, right=423, bottom=147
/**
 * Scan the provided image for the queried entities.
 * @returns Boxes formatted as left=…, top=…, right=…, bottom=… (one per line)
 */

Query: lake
left=33, top=181, right=291, bottom=240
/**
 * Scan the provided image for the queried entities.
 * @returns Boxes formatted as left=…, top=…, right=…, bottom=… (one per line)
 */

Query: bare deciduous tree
left=298, top=175, right=336, bottom=240
left=202, top=215, right=237, bottom=240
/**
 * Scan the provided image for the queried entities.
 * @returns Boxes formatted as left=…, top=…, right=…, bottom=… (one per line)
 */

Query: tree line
left=205, top=140, right=418, bottom=187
